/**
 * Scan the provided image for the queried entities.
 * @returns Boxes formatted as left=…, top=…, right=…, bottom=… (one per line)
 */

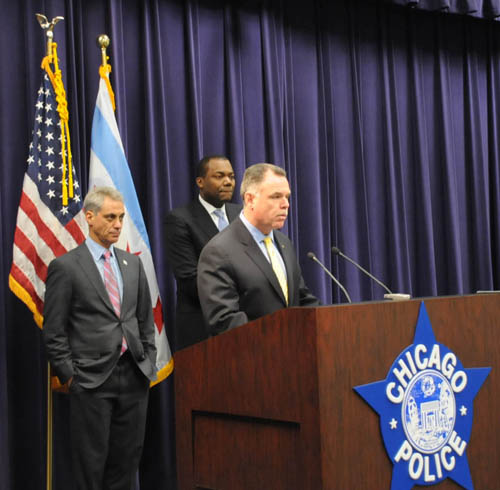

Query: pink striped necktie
left=102, top=250, right=127, bottom=354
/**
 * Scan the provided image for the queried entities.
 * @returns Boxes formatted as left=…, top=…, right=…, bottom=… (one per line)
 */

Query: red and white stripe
left=9, top=174, right=87, bottom=327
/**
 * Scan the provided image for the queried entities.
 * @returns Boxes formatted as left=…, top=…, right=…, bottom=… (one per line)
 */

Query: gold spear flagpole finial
left=97, top=34, right=116, bottom=111
left=98, top=34, right=110, bottom=67
left=36, top=14, right=64, bottom=56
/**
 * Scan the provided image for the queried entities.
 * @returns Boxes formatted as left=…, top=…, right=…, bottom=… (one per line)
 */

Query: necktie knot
left=103, top=250, right=111, bottom=261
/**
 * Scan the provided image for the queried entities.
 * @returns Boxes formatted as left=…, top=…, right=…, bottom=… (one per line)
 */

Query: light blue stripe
left=91, top=105, right=151, bottom=250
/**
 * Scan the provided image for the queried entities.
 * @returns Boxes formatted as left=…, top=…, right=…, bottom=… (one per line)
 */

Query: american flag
left=9, top=72, right=87, bottom=328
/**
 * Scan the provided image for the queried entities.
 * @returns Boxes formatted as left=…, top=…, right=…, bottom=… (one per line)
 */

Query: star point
left=354, top=302, right=491, bottom=490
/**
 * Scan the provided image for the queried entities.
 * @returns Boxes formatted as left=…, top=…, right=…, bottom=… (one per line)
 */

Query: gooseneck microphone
left=307, top=252, right=352, bottom=303
left=331, top=246, right=392, bottom=294
left=331, top=246, right=410, bottom=300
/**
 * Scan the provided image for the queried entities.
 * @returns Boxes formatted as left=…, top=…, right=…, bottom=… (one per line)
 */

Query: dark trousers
left=69, top=351, right=150, bottom=490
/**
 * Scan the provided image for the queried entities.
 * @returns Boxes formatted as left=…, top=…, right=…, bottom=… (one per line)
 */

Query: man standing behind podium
left=198, top=163, right=319, bottom=335
left=164, top=155, right=241, bottom=350
left=43, top=187, right=157, bottom=490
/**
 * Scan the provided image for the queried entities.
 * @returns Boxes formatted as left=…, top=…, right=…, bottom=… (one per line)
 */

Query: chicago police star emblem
left=354, top=302, right=490, bottom=490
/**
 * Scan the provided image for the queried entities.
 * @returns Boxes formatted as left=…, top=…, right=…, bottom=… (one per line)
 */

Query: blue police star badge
left=354, top=302, right=490, bottom=490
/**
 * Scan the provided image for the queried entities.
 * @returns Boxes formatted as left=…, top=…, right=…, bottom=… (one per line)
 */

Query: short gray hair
left=83, top=186, right=124, bottom=213
left=240, top=163, right=287, bottom=201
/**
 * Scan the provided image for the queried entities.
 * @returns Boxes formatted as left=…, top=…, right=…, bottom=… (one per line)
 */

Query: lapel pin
left=123, top=259, right=128, bottom=266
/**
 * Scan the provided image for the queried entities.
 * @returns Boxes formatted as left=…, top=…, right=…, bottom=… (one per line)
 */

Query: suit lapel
left=191, top=200, right=219, bottom=239
left=115, top=248, right=131, bottom=316
left=234, top=220, right=288, bottom=306
left=75, top=244, right=116, bottom=314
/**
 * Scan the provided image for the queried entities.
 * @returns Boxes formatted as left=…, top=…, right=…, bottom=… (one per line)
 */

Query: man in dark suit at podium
left=164, top=155, right=241, bottom=350
left=43, top=187, right=157, bottom=490
left=198, top=163, right=319, bottom=335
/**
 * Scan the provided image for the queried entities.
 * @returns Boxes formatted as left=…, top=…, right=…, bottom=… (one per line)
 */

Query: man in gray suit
left=198, top=163, right=319, bottom=335
left=43, top=187, right=156, bottom=490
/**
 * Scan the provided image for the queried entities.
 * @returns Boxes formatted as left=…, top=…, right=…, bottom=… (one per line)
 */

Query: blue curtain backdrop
left=1, top=0, right=500, bottom=489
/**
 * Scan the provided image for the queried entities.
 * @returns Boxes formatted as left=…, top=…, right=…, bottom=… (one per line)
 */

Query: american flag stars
left=25, top=74, right=82, bottom=224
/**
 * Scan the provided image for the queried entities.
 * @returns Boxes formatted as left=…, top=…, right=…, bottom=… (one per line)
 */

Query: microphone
left=331, top=246, right=410, bottom=301
left=307, top=252, right=352, bottom=303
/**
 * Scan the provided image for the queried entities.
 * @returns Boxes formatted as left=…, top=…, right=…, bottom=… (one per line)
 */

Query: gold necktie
left=263, top=236, right=288, bottom=304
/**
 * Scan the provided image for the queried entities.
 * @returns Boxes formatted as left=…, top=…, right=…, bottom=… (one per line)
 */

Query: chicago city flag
left=89, top=67, right=173, bottom=384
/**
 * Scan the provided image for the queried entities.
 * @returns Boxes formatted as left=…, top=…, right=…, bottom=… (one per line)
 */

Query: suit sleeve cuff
left=52, top=360, right=74, bottom=385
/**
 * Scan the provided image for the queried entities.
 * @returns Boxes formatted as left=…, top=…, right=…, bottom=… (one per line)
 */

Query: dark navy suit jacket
left=164, top=199, right=241, bottom=350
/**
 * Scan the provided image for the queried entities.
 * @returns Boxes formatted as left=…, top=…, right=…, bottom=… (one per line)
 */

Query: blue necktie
left=213, top=208, right=228, bottom=231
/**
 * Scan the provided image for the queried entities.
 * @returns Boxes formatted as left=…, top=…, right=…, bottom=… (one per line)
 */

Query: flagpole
left=46, top=364, right=53, bottom=490
left=35, top=14, right=65, bottom=490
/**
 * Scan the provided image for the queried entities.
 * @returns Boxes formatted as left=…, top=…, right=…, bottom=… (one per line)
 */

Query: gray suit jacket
left=197, top=217, right=320, bottom=335
left=43, top=243, right=157, bottom=389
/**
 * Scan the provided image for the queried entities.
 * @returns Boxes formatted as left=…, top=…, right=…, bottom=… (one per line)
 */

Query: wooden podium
left=174, top=294, right=500, bottom=489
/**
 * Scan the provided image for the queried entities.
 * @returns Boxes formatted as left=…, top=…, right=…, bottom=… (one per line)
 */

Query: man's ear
left=195, top=176, right=204, bottom=190
left=244, top=192, right=254, bottom=207
left=85, top=209, right=94, bottom=225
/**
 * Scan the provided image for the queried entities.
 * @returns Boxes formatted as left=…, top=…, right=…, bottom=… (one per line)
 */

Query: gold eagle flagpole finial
left=35, top=14, right=64, bottom=56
